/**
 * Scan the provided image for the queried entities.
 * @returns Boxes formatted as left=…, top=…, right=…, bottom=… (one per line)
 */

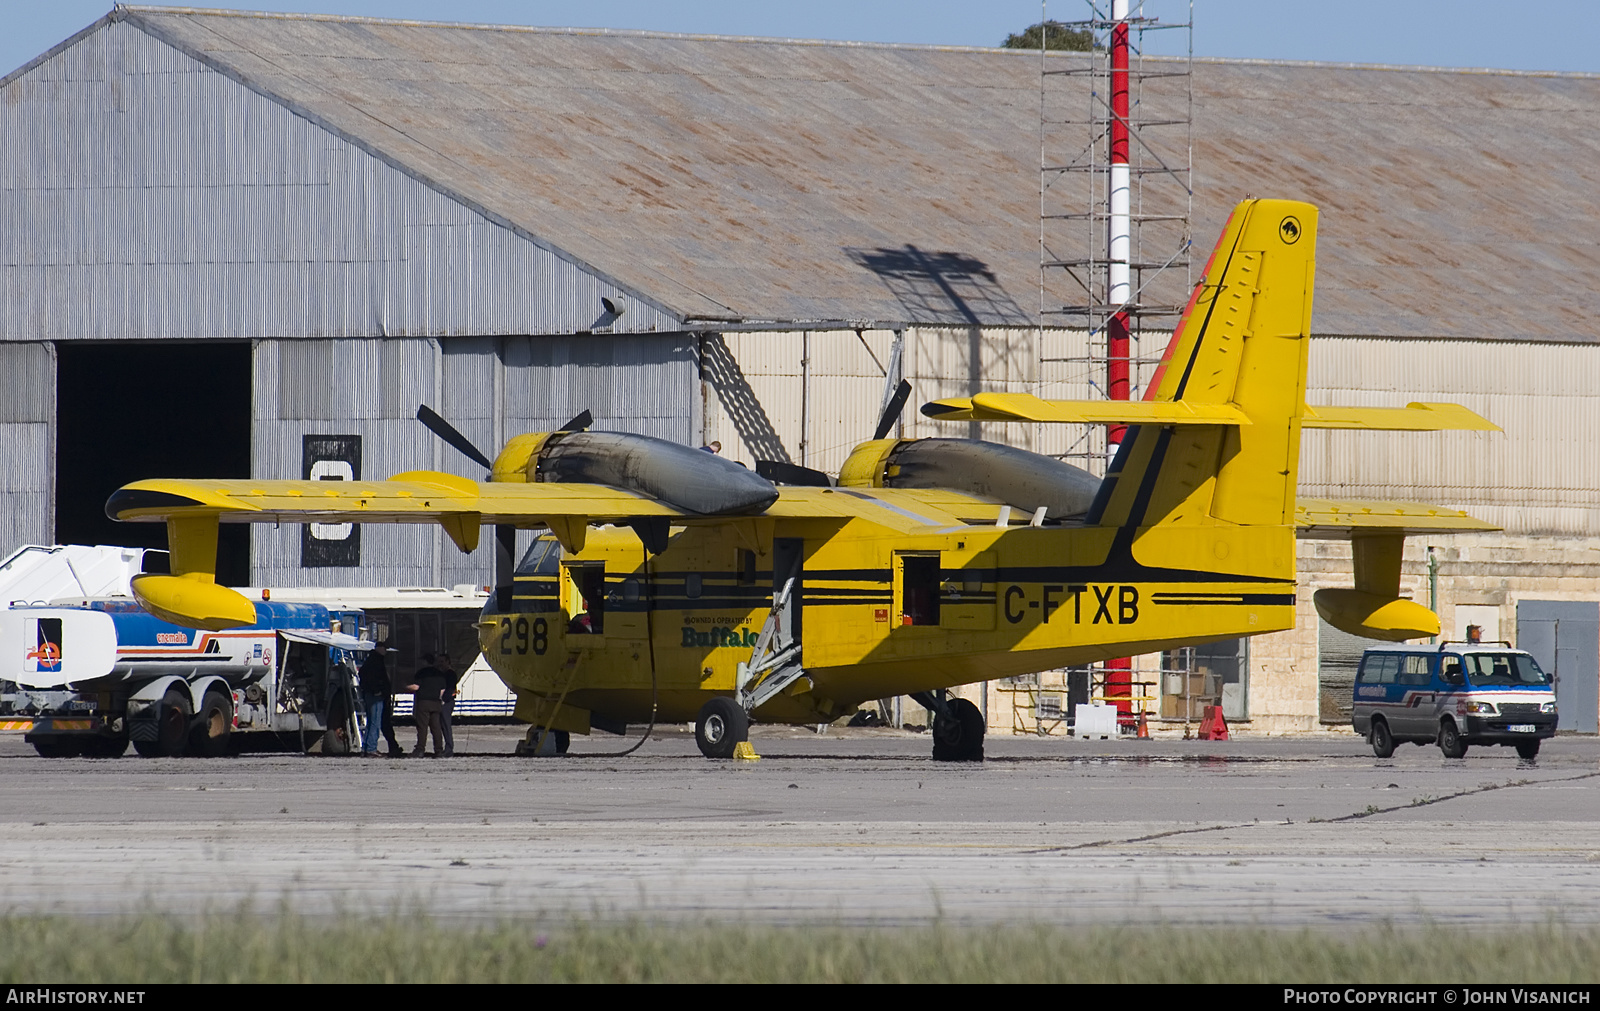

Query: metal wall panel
left=500, top=334, right=699, bottom=444
left=717, top=326, right=1166, bottom=473
left=723, top=328, right=1600, bottom=536
left=1301, top=337, right=1600, bottom=536
left=0, top=21, right=679, bottom=344
left=253, top=337, right=443, bottom=588
left=253, top=333, right=698, bottom=589
left=0, top=343, right=53, bottom=551
left=438, top=336, right=497, bottom=591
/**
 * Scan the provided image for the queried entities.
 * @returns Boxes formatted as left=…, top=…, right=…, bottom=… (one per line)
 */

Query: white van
left=1350, top=643, right=1558, bottom=759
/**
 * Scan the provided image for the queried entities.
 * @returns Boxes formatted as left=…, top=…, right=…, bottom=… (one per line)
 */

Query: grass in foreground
left=2, top=916, right=1598, bottom=983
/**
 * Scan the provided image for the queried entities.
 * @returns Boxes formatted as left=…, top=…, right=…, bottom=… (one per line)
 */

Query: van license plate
left=1508, top=724, right=1535, bottom=733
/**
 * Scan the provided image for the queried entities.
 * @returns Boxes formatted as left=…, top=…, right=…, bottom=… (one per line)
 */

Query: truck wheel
left=1438, top=719, right=1468, bottom=759
left=1370, top=718, right=1395, bottom=758
left=80, top=736, right=128, bottom=759
left=191, top=690, right=233, bottom=758
left=150, top=688, right=192, bottom=757
left=695, top=697, right=748, bottom=759
left=31, top=738, right=84, bottom=758
left=931, top=698, right=986, bottom=762
left=1515, top=739, right=1541, bottom=760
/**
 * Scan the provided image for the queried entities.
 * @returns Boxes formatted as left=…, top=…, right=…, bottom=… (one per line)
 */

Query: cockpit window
left=515, top=538, right=563, bottom=577
left=1462, top=652, right=1550, bottom=687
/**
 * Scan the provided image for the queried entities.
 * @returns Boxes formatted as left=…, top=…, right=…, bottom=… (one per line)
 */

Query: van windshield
left=1461, top=653, right=1549, bottom=687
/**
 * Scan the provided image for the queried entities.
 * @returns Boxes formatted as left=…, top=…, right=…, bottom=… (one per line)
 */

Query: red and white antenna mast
left=1106, top=0, right=1133, bottom=456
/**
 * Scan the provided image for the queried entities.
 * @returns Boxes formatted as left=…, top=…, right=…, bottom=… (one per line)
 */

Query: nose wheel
left=695, top=697, right=749, bottom=759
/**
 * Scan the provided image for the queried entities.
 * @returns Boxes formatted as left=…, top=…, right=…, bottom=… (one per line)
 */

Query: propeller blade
left=873, top=380, right=912, bottom=441
left=561, top=409, right=593, bottom=432
left=755, top=460, right=834, bottom=487
left=416, top=405, right=494, bottom=471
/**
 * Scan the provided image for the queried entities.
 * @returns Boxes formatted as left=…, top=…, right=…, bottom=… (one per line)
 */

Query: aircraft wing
left=924, top=393, right=1498, bottom=432
left=108, top=472, right=684, bottom=528
left=107, top=474, right=1010, bottom=538
left=106, top=472, right=1017, bottom=630
left=1295, top=497, right=1500, bottom=538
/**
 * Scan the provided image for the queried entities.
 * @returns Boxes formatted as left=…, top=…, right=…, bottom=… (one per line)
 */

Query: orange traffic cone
left=1136, top=710, right=1150, bottom=739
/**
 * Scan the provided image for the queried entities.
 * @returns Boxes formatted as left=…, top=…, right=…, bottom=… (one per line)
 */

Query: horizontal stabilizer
left=921, top=392, right=1251, bottom=426
left=1296, top=498, right=1499, bottom=539
left=924, top=394, right=1497, bottom=432
left=1302, top=403, right=1499, bottom=431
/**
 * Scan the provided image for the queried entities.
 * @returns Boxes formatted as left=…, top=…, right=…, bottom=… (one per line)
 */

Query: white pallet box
left=1073, top=703, right=1118, bottom=739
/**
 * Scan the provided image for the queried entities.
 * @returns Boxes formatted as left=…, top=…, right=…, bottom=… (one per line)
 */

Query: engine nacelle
left=837, top=438, right=1100, bottom=519
left=490, top=431, right=778, bottom=516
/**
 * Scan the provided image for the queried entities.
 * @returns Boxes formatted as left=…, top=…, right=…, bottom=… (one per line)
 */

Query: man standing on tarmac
left=437, top=652, right=461, bottom=757
left=410, top=652, right=449, bottom=758
left=358, top=641, right=398, bottom=757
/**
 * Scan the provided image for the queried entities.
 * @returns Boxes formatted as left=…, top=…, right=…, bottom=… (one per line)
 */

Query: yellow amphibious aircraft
left=107, top=199, right=1498, bottom=760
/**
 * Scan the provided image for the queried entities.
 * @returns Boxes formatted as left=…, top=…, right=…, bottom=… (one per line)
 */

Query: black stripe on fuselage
left=1150, top=593, right=1296, bottom=606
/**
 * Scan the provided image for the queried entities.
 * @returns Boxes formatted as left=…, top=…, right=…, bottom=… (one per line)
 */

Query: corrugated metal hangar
left=3, top=6, right=1599, bottom=732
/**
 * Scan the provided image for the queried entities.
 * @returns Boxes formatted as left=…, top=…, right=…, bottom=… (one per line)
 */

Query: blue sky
left=8, top=1, right=1600, bottom=80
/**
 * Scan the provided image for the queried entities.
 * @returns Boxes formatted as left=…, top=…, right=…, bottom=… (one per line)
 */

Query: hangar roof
left=20, top=6, right=1600, bottom=340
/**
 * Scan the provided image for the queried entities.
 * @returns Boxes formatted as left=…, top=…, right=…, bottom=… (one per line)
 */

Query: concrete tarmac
left=1, top=726, right=1596, bottom=926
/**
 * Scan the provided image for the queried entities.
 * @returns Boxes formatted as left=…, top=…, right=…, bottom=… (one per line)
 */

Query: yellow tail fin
left=1087, top=198, right=1317, bottom=530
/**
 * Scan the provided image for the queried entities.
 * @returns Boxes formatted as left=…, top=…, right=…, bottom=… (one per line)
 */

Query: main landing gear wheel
left=134, top=689, right=192, bottom=758
left=931, top=697, right=985, bottom=762
left=695, top=697, right=749, bottom=759
left=1437, top=719, right=1469, bottom=759
left=192, top=689, right=233, bottom=758
left=1370, top=718, right=1395, bottom=759
left=1515, top=739, right=1541, bottom=760
left=515, top=727, right=570, bottom=756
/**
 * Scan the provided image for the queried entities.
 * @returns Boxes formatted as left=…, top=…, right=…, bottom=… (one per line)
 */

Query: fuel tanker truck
left=1, top=545, right=371, bottom=757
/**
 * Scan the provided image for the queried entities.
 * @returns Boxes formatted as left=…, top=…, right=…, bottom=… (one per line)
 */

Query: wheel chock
left=733, top=741, right=760, bottom=761
left=1198, top=705, right=1229, bottom=741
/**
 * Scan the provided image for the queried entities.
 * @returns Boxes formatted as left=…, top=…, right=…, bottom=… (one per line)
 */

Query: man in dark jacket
left=437, top=652, right=461, bottom=757
left=410, top=652, right=449, bottom=758
left=357, top=641, right=394, bottom=756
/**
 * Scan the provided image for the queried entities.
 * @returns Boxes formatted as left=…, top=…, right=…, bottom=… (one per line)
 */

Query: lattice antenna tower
left=1036, top=0, right=1193, bottom=474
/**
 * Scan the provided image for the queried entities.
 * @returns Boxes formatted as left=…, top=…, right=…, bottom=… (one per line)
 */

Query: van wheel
left=1370, top=718, right=1395, bottom=758
left=1438, top=719, right=1468, bottom=759
left=1515, top=739, right=1540, bottom=760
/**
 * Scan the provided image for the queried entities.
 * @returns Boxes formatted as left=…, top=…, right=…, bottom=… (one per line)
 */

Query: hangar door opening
left=55, top=342, right=252, bottom=587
